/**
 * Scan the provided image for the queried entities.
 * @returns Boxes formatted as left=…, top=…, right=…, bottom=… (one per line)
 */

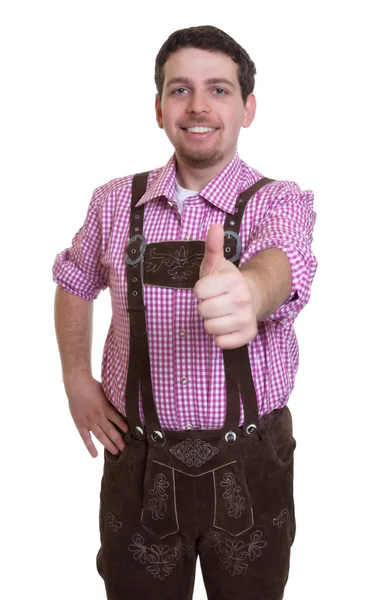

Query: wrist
left=63, top=368, right=93, bottom=390
left=241, top=270, right=263, bottom=321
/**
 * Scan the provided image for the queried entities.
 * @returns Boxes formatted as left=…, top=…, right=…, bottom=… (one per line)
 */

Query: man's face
left=155, top=47, right=256, bottom=170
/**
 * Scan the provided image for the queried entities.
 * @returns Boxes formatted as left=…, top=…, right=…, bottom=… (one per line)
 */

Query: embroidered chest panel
left=144, top=241, right=205, bottom=289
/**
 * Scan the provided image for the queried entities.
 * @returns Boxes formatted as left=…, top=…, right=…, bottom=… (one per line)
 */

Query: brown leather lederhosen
left=96, top=173, right=297, bottom=600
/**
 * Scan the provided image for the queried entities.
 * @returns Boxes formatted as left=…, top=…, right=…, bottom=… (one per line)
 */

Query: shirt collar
left=135, top=152, right=257, bottom=215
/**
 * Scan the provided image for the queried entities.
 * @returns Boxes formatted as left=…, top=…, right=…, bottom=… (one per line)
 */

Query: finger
left=198, top=294, right=233, bottom=319
left=214, top=332, right=248, bottom=350
left=214, top=323, right=258, bottom=349
left=203, top=315, right=238, bottom=337
left=195, top=275, right=230, bottom=302
left=99, top=420, right=127, bottom=452
left=200, top=223, right=225, bottom=277
left=195, top=269, right=240, bottom=301
left=106, top=406, right=129, bottom=434
left=91, top=424, right=123, bottom=455
left=78, top=427, right=98, bottom=458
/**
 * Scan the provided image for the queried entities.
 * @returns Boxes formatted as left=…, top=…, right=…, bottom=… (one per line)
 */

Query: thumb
left=200, top=223, right=226, bottom=278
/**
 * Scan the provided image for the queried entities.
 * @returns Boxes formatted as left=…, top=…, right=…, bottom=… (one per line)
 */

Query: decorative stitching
left=204, top=530, right=267, bottom=576
left=106, top=512, right=123, bottom=533
left=148, top=473, right=169, bottom=520
left=145, top=246, right=204, bottom=281
left=152, top=459, right=235, bottom=477
left=128, top=533, right=190, bottom=580
left=273, top=508, right=292, bottom=544
left=220, top=472, right=245, bottom=518
left=169, top=438, right=219, bottom=467
left=172, top=468, right=180, bottom=531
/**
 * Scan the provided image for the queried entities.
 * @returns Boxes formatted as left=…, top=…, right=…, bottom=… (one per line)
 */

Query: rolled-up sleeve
left=52, top=191, right=109, bottom=300
left=239, top=181, right=318, bottom=323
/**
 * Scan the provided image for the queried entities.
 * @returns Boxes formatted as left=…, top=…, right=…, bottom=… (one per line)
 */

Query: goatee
left=176, top=147, right=224, bottom=170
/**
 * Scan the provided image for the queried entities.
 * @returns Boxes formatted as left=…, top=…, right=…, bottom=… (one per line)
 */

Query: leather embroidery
left=141, top=462, right=179, bottom=539
left=273, top=508, right=292, bottom=544
left=204, top=530, right=267, bottom=576
left=169, top=438, right=219, bottom=467
left=148, top=473, right=169, bottom=520
left=106, top=512, right=123, bottom=533
left=220, top=473, right=245, bottom=518
left=144, top=245, right=204, bottom=281
left=128, top=533, right=190, bottom=580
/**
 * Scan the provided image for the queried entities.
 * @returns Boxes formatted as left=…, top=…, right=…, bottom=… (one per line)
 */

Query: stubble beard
left=174, top=130, right=225, bottom=169
left=176, top=146, right=224, bottom=169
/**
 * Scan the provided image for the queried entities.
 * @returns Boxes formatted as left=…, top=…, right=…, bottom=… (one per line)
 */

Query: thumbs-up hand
left=194, top=223, right=258, bottom=349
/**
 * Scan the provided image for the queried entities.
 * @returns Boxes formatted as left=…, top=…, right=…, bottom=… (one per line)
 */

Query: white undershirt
left=174, top=180, right=198, bottom=214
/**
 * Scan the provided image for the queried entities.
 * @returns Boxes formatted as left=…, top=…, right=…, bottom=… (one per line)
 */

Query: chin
left=176, top=147, right=225, bottom=170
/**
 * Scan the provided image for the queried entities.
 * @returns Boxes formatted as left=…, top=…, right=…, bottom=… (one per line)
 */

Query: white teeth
left=186, top=127, right=216, bottom=133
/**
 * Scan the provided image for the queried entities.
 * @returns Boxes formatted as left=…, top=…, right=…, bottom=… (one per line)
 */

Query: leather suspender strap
left=221, top=177, right=275, bottom=438
left=124, top=171, right=164, bottom=440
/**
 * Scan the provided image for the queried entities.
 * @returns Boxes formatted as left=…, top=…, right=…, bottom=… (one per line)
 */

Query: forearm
left=54, top=285, right=93, bottom=385
left=239, top=248, right=292, bottom=322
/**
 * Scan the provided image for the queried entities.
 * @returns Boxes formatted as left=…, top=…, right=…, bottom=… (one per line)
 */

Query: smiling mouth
left=180, top=127, right=219, bottom=141
left=181, top=126, right=218, bottom=133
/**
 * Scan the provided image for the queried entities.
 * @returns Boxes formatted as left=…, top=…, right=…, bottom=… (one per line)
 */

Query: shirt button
left=181, top=377, right=188, bottom=385
left=179, top=329, right=186, bottom=337
left=184, top=234, right=190, bottom=240
left=167, top=200, right=173, bottom=207
left=185, top=423, right=192, bottom=430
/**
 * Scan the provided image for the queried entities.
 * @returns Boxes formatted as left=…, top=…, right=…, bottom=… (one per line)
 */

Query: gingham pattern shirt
left=52, top=152, right=317, bottom=429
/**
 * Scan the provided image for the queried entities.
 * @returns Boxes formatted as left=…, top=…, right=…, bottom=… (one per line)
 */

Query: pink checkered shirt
left=53, top=152, right=317, bottom=429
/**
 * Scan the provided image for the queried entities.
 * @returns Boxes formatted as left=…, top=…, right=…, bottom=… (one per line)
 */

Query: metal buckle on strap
left=223, top=230, right=242, bottom=263
left=124, top=234, right=146, bottom=266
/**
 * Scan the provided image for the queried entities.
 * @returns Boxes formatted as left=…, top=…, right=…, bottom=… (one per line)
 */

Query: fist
left=194, top=223, right=258, bottom=349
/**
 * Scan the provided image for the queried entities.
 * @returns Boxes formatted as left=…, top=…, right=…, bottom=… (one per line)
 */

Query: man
left=53, top=25, right=317, bottom=600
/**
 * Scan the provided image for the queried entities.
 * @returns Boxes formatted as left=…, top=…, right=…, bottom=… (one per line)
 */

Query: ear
left=155, top=93, right=164, bottom=129
left=242, top=93, right=256, bottom=129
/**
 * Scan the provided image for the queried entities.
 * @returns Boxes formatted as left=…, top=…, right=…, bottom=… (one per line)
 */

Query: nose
left=186, top=91, right=211, bottom=115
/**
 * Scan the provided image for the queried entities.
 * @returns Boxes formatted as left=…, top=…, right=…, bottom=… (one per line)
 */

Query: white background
left=1, top=1, right=373, bottom=598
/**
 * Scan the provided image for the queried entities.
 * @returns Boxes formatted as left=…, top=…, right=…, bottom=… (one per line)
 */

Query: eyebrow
left=166, top=77, right=235, bottom=88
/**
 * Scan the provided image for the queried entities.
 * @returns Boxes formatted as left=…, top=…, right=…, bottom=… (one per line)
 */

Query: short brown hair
left=154, top=25, right=257, bottom=104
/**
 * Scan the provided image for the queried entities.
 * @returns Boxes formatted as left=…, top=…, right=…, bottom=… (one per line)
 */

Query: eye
left=213, top=88, right=226, bottom=95
left=173, top=88, right=189, bottom=95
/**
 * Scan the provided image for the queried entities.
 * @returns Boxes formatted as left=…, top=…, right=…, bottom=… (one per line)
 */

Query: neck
left=175, top=151, right=236, bottom=191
